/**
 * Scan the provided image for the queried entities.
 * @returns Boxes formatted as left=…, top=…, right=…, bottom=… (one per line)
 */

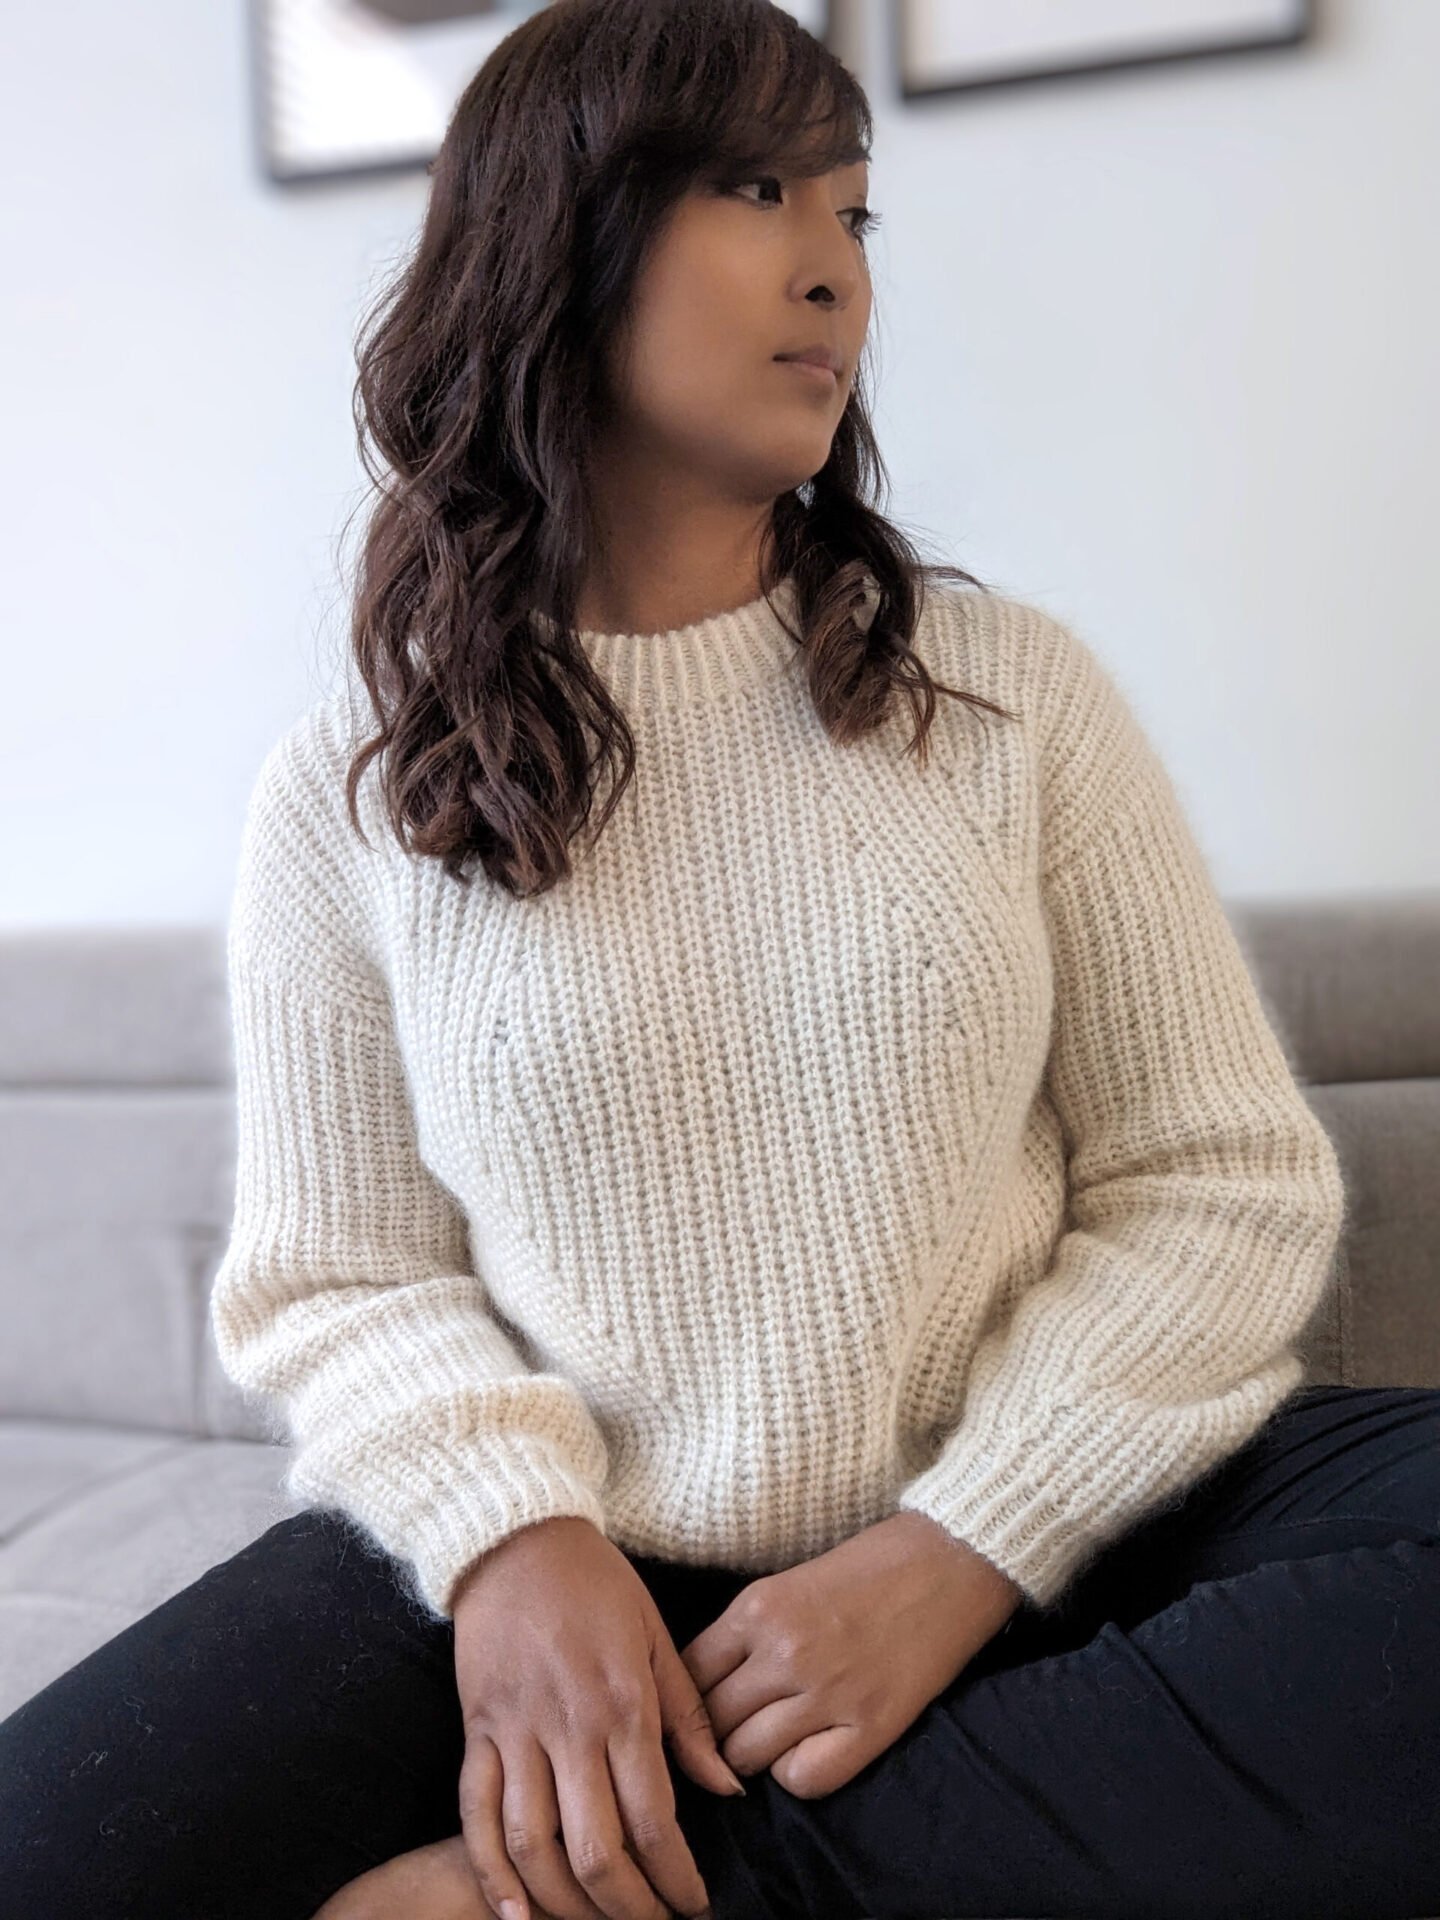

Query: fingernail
left=722, top=1763, right=747, bottom=1796
left=498, top=1901, right=527, bottom=1920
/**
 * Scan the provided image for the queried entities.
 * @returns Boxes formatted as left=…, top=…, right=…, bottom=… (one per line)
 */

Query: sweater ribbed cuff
left=896, top=1354, right=1311, bottom=1615
left=285, top=1426, right=610, bottom=1623
left=895, top=1428, right=1092, bottom=1613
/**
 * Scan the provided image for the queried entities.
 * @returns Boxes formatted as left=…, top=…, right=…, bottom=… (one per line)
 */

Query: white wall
left=1, top=0, right=1434, bottom=926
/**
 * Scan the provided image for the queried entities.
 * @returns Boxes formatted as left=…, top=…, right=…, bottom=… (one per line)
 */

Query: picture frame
left=893, top=0, right=1313, bottom=103
left=249, top=0, right=836, bottom=187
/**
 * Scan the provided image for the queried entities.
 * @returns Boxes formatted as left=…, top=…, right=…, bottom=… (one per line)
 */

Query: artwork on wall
left=250, top=0, right=834, bottom=186
left=894, top=0, right=1313, bottom=101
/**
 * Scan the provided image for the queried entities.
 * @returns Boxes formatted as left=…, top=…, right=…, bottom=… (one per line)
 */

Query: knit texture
left=210, top=576, right=1347, bottom=1623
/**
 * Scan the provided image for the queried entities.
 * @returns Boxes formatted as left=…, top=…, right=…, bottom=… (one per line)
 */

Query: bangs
left=705, top=49, right=869, bottom=180
left=626, top=0, right=871, bottom=186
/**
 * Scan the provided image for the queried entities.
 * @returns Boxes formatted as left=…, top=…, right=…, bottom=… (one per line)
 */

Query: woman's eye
left=728, top=174, right=785, bottom=207
left=728, top=175, right=882, bottom=243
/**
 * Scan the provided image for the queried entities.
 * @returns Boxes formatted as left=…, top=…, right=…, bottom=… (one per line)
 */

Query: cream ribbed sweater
left=210, top=576, right=1347, bottom=1624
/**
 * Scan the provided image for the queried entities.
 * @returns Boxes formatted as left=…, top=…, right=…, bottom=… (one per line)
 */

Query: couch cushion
left=0, top=1420, right=297, bottom=1720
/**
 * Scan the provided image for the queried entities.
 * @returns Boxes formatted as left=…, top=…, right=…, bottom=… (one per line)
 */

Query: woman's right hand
left=450, top=1515, right=746, bottom=1920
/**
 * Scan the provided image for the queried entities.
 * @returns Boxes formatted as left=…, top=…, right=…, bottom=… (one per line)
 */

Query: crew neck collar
left=529, top=575, right=803, bottom=712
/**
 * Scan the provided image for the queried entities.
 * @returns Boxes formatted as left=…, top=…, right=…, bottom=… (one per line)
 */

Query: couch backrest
left=1, top=897, right=1436, bottom=1440
left=1228, top=891, right=1440, bottom=1391
left=0, top=926, right=264, bottom=1441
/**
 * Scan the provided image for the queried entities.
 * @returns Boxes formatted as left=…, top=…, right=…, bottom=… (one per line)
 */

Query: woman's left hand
left=677, top=1511, right=1025, bottom=1801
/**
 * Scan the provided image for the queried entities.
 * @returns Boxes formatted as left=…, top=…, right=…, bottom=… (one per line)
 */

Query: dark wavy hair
left=339, top=0, right=1015, bottom=899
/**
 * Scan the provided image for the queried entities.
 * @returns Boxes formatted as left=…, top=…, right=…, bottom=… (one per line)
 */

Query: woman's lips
left=775, top=357, right=839, bottom=386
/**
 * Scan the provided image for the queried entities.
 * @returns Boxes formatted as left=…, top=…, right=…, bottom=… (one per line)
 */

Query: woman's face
left=600, top=156, right=874, bottom=506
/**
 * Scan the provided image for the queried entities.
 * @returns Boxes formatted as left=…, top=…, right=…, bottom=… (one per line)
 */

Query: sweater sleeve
left=209, top=704, right=610, bottom=1622
left=893, top=611, right=1348, bottom=1612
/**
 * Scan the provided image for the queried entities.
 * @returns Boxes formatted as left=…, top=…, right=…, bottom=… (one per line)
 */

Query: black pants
left=3, top=1383, right=1438, bottom=1920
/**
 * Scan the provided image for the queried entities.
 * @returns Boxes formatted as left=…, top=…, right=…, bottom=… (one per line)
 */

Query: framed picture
left=893, top=0, right=1313, bottom=102
left=250, top=0, right=835, bottom=187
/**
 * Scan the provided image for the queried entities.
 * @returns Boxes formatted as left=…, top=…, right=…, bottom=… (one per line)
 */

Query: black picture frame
left=249, top=0, right=836, bottom=189
left=893, top=0, right=1314, bottom=103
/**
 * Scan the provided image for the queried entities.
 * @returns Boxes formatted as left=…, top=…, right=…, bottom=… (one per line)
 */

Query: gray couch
left=2, top=895, right=1437, bottom=1900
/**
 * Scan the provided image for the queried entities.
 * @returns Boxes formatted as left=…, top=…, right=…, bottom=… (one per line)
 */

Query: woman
left=3, top=1, right=1437, bottom=1916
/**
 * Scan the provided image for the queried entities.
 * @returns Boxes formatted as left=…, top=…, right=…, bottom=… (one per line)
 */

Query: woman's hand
left=449, top=1516, right=746, bottom=1920
left=678, top=1512, right=1025, bottom=1801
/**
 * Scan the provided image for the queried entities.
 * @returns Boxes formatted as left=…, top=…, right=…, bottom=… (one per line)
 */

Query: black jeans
left=2, top=1383, right=1438, bottom=1920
